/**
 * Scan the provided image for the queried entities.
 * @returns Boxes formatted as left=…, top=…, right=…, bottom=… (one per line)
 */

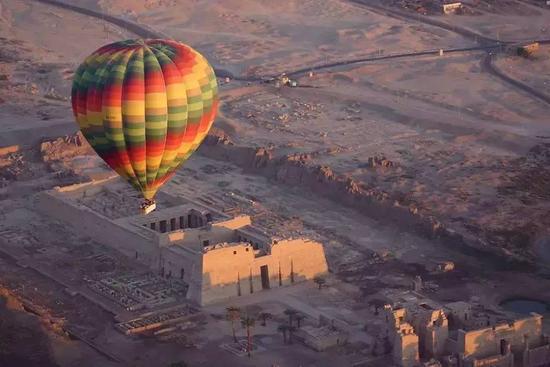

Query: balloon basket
left=140, top=199, right=156, bottom=215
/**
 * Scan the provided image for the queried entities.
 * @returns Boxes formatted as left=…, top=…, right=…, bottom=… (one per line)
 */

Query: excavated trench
left=198, top=131, right=540, bottom=271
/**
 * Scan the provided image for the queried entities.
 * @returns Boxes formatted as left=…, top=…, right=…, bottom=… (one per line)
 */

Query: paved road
left=34, top=0, right=550, bottom=104
left=348, top=0, right=498, bottom=45
left=285, top=44, right=500, bottom=79
left=482, top=51, right=550, bottom=105
left=36, top=0, right=494, bottom=81
left=346, top=0, right=550, bottom=106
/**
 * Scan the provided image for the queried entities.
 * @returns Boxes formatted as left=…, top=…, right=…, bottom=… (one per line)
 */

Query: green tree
left=226, top=306, right=241, bottom=343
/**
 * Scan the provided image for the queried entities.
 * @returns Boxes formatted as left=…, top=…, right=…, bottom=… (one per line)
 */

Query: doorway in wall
left=260, top=265, right=270, bottom=290
left=500, top=339, right=507, bottom=355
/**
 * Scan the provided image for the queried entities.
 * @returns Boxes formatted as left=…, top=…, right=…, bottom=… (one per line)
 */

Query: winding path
left=348, top=0, right=498, bottom=45
left=346, top=0, right=550, bottom=105
left=482, top=51, right=550, bottom=105
left=34, top=0, right=550, bottom=105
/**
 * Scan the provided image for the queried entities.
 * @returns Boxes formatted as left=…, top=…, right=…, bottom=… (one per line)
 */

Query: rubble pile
left=40, top=132, right=93, bottom=163
left=364, top=154, right=396, bottom=169
left=290, top=100, right=324, bottom=121
left=0, top=152, right=30, bottom=180
left=339, top=102, right=362, bottom=121
left=39, top=132, right=96, bottom=179
left=78, top=189, right=140, bottom=219
left=115, top=304, right=199, bottom=335
left=228, top=93, right=324, bottom=133
left=43, top=87, right=68, bottom=101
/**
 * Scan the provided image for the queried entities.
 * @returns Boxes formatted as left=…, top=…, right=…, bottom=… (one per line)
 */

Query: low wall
left=456, top=314, right=543, bottom=358
left=36, top=189, right=159, bottom=268
left=0, top=145, right=19, bottom=156
left=524, top=343, right=550, bottom=367
left=161, top=246, right=203, bottom=305
left=471, top=353, right=513, bottom=367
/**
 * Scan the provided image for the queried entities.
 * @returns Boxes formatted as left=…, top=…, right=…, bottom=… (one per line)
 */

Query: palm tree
left=226, top=306, right=241, bottom=343
left=313, top=276, right=326, bottom=290
left=288, top=325, right=297, bottom=344
left=259, top=312, right=273, bottom=326
left=284, top=308, right=298, bottom=327
left=277, top=323, right=289, bottom=344
left=241, top=315, right=256, bottom=357
left=295, top=313, right=305, bottom=328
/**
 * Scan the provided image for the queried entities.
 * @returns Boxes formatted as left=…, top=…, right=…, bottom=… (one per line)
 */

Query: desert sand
left=0, top=0, right=549, bottom=366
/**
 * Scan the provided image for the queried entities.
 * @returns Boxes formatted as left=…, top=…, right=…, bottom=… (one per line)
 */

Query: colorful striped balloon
left=71, top=39, right=218, bottom=200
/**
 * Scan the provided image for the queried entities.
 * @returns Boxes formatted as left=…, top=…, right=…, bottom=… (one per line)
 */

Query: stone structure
left=411, top=306, right=448, bottom=358
left=447, top=313, right=548, bottom=367
left=386, top=306, right=420, bottom=367
left=37, top=180, right=329, bottom=305
left=386, top=302, right=448, bottom=362
left=444, top=302, right=472, bottom=329
left=423, top=359, right=443, bottom=367
left=442, top=2, right=462, bottom=14
left=385, top=300, right=550, bottom=367
left=412, top=275, right=423, bottom=292
left=433, top=261, right=455, bottom=273
left=294, top=325, right=348, bottom=352
left=517, top=43, right=540, bottom=58
left=395, top=321, right=420, bottom=367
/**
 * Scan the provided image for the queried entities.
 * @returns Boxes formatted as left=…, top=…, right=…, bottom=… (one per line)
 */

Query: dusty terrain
left=0, top=0, right=549, bottom=366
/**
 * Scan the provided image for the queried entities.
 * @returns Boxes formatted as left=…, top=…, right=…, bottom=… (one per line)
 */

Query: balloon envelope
left=71, top=39, right=218, bottom=200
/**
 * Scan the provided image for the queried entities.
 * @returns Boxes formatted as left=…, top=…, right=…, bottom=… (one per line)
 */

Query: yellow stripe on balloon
left=122, top=100, right=146, bottom=115
left=145, top=93, right=168, bottom=108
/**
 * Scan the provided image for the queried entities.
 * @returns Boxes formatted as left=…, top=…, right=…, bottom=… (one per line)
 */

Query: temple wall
left=158, top=216, right=252, bottom=248
left=37, top=190, right=159, bottom=268
left=471, top=353, right=513, bottom=367
left=455, top=314, right=543, bottom=358
left=161, top=246, right=203, bottom=305
left=394, top=331, right=420, bottom=367
left=36, top=184, right=329, bottom=307
left=199, top=239, right=328, bottom=305
left=523, top=343, right=550, bottom=367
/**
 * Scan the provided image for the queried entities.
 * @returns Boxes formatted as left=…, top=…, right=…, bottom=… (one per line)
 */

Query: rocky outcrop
left=40, top=131, right=93, bottom=162
left=199, top=133, right=472, bottom=254
left=203, top=133, right=548, bottom=266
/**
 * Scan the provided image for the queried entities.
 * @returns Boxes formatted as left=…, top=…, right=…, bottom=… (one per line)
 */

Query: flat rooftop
left=123, top=204, right=226, bottom=227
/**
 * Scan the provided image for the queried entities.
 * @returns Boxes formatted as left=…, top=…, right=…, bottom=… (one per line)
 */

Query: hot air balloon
left=71, top=39, right=218, bottom=213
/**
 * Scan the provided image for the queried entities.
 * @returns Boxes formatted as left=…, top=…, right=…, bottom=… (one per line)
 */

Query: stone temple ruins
left=385, top=298, right=550, bottom=367
left=36, top=177, right=329, bottom=305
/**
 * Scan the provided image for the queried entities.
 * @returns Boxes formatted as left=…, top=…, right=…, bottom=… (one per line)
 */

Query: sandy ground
left=0, top=0, right=550, bottom=366
left=72, top=0, right=473, bottom=76
left=494, top=44, right=550, bottom=97
left=382, top=0, right=550, bottom=40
